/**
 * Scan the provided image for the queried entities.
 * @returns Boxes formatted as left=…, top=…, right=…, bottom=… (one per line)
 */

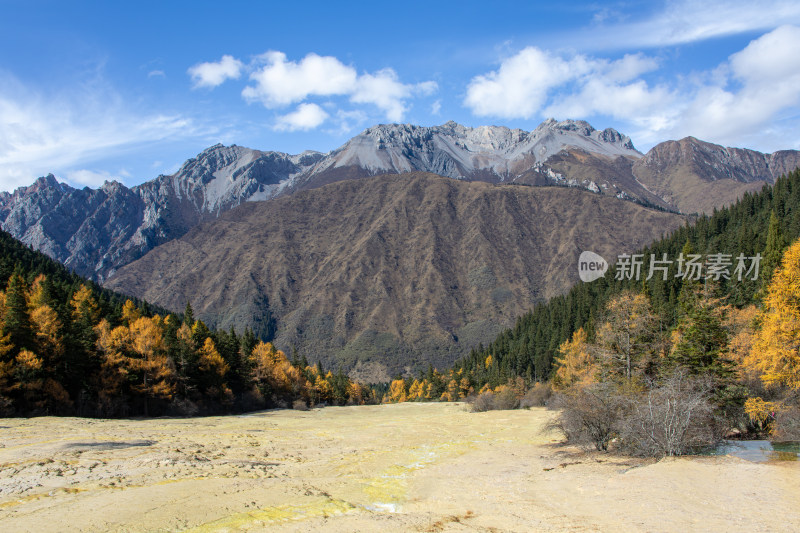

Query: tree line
left=0, top=231, right=375, bottom=416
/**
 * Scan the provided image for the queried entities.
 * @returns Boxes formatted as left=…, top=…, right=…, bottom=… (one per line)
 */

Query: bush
left=493, top=387, right=520, bottom=410
left=469, top=392, right=496, bottom=412
left=520, top=382, right=552, bottom=408
left=549, top=370, right=731, bottom=456
left=292, top=399, right=309, bottom=411
left=468, top=387, right=520, bottom=412
left=618, top=371, right=725, bottom=457
left=547, top=383, right=627, bottom=451
left=773, top=404, right=800, bottom=441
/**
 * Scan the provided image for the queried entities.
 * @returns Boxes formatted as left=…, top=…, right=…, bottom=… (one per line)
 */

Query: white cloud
left=325, top=109, right=368, bottom=136
left=147, top=70, right=165, bottom=78
left=274, top=103, right=330, bottom=131
left=351, top=69, right=437, bottom=122
left=464, top=48, right=662, bottom=120
left=431, top=100, right=441, bottom=115
left=243, top=52, right=357, bottom=107
left=0, top=74, right=207, bottom=191
left=464, top=47, right=588, bottom=118
left=671, top=25, right=800, bottom=144
left=464, top=26, right=800, bottom=151
left=188, top=55, right=244, bottom=89
left=586, top=0, right=800, bottom=49
left=239, top=51, right=437, bottom=123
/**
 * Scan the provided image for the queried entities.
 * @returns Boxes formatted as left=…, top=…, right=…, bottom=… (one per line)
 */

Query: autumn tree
left=196, top=337, right=230, bottom=402
left=553, top=327, right=596, bottom=390
left=389, top=378, right=407, bottom=402
left=128, top=316, right=175, bottom=415
left=747, top=237, right=800, bottom=391
left=594, top=291, right=659, bottom=383
left=121, top=300, right=141, bottom=326
left=408, top=379, right=424, bottom=401
left=250, top=341, right=306, bottom=405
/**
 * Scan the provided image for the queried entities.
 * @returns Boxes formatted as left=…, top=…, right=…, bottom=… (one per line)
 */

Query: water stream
left=704, top=440, right=800, bottom=462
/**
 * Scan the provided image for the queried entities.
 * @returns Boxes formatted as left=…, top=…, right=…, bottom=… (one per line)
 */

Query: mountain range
left=2, top=118, right=798, bottom=377
left=3, top=119, right=797, bottom=283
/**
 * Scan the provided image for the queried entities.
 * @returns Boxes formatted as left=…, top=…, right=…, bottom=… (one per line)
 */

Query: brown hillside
left=106, top=173, right=684, bottom=379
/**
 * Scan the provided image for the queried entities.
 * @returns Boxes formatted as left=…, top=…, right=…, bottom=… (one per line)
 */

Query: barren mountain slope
left=632, top=137, right=800, bottom=214
left=106, top=173, right=684, bottom=378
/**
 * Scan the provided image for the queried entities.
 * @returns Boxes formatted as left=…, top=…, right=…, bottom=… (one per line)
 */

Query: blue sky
left=2, top=0, right=800, bottom=191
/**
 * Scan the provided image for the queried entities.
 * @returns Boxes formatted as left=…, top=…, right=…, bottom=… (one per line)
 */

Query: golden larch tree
left=552, top=327, right=596, bottom=389
left=747, top=237, right=800, bottom=390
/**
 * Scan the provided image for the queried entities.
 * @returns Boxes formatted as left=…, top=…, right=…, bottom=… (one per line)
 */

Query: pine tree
left=3, top=273, right=33, bottom=353
left=761, top=210, right=785, bottom=287
left=183, top=301, right=195, bottom=326
left=669, top=284, right=732, bottom=379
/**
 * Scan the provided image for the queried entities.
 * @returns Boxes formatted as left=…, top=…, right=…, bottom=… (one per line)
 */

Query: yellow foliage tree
left=127, top=317, right=175, bottom=413
left=30, top=305, right=61, bottom=354
left=553, top=328, right=596, bottom=389
left=198, top=337, right=228, bottom=377
left=197, top=337, right=230, bottom=401
left=71, top=285, right=100, bottom=324
left=440, top=379, right=460, bottom=402
left=725, top=305, right=758, bottom=366
left=250, top=341, right=305, bottom=403
left=424, top=381, right=436, bottom=400
left=389, top=378, right=407, bottom=403
left=27, top=275, right=49, bottom=309
left=347, top=382, right=368, bottom=405
left=408, top=379, right=424, bottom=401
left=747, top=238, right=800, bottom=390
left=121, top=300, right=141, bottom=325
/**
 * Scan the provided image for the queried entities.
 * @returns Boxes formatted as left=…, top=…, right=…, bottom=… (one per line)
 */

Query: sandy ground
left=1, top=403, right=798, bottom=532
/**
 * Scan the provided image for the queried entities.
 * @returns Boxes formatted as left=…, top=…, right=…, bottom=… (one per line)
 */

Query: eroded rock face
left=0, top=145, right=323, bottom=281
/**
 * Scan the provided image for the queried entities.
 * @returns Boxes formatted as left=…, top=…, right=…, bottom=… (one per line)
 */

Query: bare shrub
left=493, top=387, right=520, bottom=410
left=773, top=404, right=800, bottom=441
left=618, top=370, right=725, bottom=457
left=520, top=382, right=552, bottom=408
left=468, top=387, right=520, bottom=412
left=547, top=383, right=628, bottom=451
left=239, top=388, right=266, bottom=412
left=168, top=397, right=200, bottom=417
left=292, top=399, right=309, bottom=411
left=469, top=392, right=496, bottom=412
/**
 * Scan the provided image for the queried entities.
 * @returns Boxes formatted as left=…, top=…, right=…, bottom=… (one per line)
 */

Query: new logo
left=578, top=251, right=608, bottom=282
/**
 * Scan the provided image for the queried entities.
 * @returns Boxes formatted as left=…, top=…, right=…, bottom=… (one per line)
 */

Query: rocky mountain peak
left=3, top=120, right=797, bottom=283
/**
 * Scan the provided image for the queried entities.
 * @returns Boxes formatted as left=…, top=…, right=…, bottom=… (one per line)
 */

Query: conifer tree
left=3, top=273, right=32, bottom=353
left=552, top=328, right=595, bottom=389
left=669, top=284, right=732, bottom=379
left=761, top=210, right=785, bottom=287
left=748, top=237, right=800, bottom=390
